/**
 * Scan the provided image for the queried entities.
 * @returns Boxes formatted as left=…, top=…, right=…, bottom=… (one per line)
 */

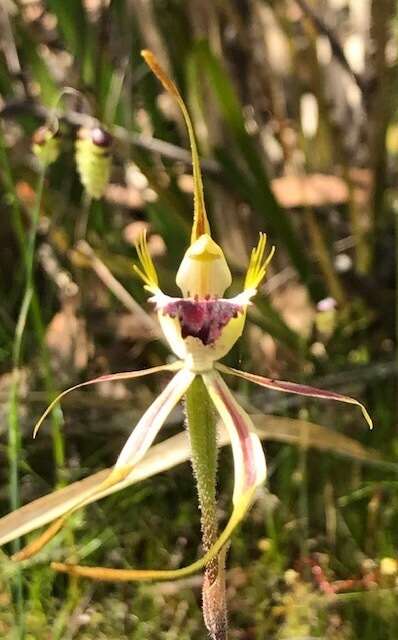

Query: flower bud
left=75, top=126, right=113, bottom=199
left=32, top=126, right=61, bottom=166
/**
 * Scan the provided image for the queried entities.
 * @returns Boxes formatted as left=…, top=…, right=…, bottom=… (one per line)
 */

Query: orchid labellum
left=1, top=51, right=372, bottom=633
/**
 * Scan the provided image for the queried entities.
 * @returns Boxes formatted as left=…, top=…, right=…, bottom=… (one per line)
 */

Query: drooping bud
left=32, top=125, right=61, bottom=166
left=75, top=126, right=113, bottom=199
left=176, top=234, right=232, bottom=298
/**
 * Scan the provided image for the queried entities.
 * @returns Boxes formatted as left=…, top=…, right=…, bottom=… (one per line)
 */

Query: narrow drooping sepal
left=217, top=363, right=373, bottom=429
left=13, top=367, right=192, bottom=562
left=51, top=482, right=260, bottom=581
left=50, top=373, right=266, bottom=583
left=33, top=361, right=183, bottom=438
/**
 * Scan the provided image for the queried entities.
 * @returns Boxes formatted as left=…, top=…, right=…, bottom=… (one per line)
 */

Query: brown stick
left=294, top=0, right=366, bottom=93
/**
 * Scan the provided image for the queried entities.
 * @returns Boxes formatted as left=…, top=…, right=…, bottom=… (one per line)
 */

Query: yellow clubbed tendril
left=244, top=232, right=275, bottom=291
left=141, top=49, right=210, bottom=244
left=133, top=230, right=159, bottom=293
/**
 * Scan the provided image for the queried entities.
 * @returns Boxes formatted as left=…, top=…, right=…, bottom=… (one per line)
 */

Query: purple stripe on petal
left=217, top=364, right=373, bottom=429
left=115, top=368, right=195, bottom=468
left=212, top=379, right=256, bottom=490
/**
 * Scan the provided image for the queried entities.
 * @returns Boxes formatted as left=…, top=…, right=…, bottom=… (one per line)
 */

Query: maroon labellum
left=161, top=299, right=242, bottom=345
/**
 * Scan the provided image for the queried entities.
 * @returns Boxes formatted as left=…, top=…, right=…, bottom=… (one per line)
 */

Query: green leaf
left=17, top=26, right=59, bottom=106
left=48, top=0, right=95, bottom=86
left=48, top=0, right=87, bottom=61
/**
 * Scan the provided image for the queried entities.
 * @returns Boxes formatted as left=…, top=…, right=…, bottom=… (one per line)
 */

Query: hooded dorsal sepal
left=176, top=234, right=232, bottom=298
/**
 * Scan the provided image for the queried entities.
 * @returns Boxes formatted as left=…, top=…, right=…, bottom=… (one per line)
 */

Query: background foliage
left=0, top=0, right=397, bottom=638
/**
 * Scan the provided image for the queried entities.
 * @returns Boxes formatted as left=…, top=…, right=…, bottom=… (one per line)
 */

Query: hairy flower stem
left=185, top=377, right=228, bottom=640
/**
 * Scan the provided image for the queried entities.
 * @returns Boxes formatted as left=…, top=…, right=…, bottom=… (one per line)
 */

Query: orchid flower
left=7, top=51, right=372, bottom=586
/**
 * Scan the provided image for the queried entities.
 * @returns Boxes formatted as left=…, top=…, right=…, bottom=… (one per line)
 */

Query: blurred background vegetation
left=0, top=0, right=397, bottom=638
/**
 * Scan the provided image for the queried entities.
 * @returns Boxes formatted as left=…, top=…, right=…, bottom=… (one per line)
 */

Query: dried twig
left=75, top=240, right=164, bottom=342
left=294, top=0, right=366, bottom=93
left=0, top=4, right=29, bottom=96
left=0, top=99, right=221, bottom=175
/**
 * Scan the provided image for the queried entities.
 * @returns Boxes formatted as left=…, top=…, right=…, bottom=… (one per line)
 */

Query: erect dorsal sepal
left=141, top=50, right=210, bottom=244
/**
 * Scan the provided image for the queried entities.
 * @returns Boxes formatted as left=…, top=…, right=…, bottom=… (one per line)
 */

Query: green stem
left=75, top=190, right=92, bottom=242
left=0, top=129, right=66, bottom=637
left=185, top=377, right=228, bottom=640
left=0, top=131, right=65, bottom=481
left=304, top=207, right=347, bottom=307
left=5, top=156, right=51, bottom=508
left=0, top=131, right=48, bottom=639
left=395, top=202, right=398, bottom=369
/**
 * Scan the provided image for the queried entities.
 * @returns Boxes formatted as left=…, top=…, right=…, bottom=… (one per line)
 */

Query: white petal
left=202, top=371, right=266, bottom=504
left=115, top=367, right=195, bottom=468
